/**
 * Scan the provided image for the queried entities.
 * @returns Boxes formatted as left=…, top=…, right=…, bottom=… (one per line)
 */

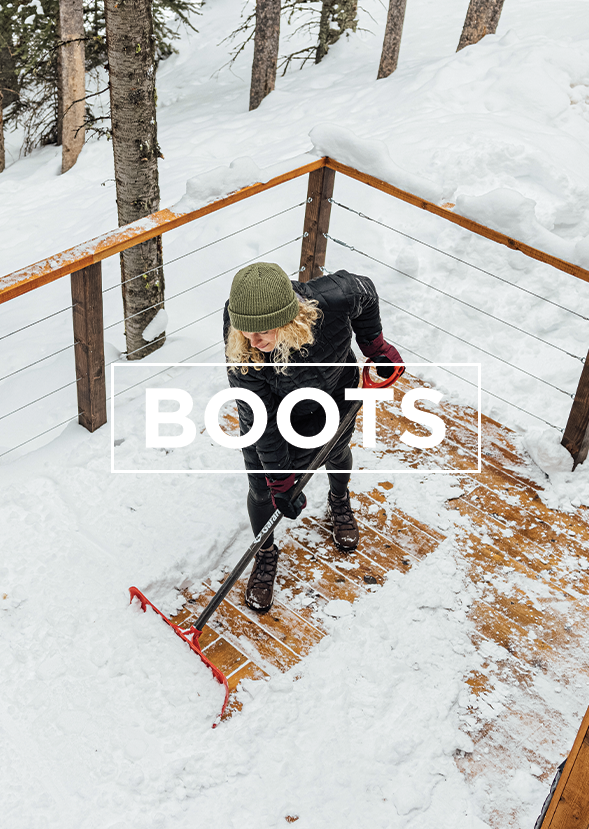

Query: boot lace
left=329, top=492, right=356, bottom=531
left=251, top=546, right=279, bottom=587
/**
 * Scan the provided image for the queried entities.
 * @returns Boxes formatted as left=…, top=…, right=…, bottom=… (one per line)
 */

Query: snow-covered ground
left=3, top=0, right=589, bottom=826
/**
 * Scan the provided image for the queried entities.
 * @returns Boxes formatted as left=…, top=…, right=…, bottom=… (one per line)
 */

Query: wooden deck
left=171, top=372, right=589, bottom=826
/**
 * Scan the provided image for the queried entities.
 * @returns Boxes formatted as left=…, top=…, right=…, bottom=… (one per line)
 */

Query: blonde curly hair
left=226, top=299, right=322, bottom=374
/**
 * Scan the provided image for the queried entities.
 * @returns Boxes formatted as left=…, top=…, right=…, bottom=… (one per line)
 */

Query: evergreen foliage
left=1, top=0, right=201, bottom=155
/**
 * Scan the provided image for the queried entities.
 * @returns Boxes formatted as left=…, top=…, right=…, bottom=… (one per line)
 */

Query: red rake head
left=129, top=586, right=230, bottom=726
left=362, top=362, right=405, bottom=389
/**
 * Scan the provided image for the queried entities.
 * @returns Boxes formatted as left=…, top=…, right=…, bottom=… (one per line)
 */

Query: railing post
left=70, top=262, right=107, bottom=432
left=299, top=166, right=335, bottom=282
left=562, top=349, right=589, bottom=468
left=537, top=705, right=589, bottom=829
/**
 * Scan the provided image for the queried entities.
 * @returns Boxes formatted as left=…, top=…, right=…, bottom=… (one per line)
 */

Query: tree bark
left=457, top=0, right=506, bottom=51
left=316, top=0, right=358, bottom=64
left=377, top=0, right=407, bottom=79
left=249, top=0, right=281, bottom=111
left=59, top=0, right=85, bottom=172
left=487, top=0, right=506, bottom=34
left=105, top=0, right=165, bottom=360
left=0, top=15, right=18, bottom=167
left=0, top=41, right=18, bottom=109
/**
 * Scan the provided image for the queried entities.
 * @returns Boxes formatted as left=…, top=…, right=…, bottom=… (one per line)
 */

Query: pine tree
left=0, top=0, right=201, bottom=166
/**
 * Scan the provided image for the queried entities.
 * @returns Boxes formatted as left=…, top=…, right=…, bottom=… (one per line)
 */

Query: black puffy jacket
left=222, top=270, right=384, bottom=473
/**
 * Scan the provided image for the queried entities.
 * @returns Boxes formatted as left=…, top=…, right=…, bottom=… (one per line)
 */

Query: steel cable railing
left=389, top=337, right=562, bottom=432
left=0, top=303, right=76, bottom=342
left=0, top=201, right=306, bottom=461
left=325, top=232, right=584, bottom=363
left=101, top=201, right=305, bottom=295
left=329, top=198, right=589, bottom=323
left=378, top=296, right=573, bottom=400
left=0, top=412, right=81, bottom=460
left=104, top=235, right=303, bottom=335
left=108, top=339, right=225, bottom=405
left=0, top=341, right=78, bottom=384
left=0, top=377, right=81, bottom=424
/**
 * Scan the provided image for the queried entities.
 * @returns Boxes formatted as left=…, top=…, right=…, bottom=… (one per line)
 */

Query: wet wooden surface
left=169, top=370, right=589, bottom=826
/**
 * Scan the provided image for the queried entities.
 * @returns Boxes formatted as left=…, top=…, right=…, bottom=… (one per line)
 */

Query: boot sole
left=244, top=595, right=274, bottom=613
left=331, top=533, right=358, bottom=553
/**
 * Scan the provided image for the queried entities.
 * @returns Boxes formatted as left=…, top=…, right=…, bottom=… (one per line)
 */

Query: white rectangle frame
left=110, top=362, right=482, bottom=475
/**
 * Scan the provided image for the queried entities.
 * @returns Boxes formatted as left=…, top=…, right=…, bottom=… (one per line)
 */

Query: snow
left=173, top=156, right=266, bottom=213
left=3, top=0, right=589, bottom=826
left=308, top=123, right=442, bottom=202
left=142, top=309, right=169, bottom=342
left=524, top=428, right=574, bottom=478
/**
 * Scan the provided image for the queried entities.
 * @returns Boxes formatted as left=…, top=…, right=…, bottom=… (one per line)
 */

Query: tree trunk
left=0, top=17, right=18, bottom=166
left=104, top=0, right=165, bottom=360
left=59, top=0, right=85, bottom=172
left=377, top=0, right=407, bottom=79
left=457, top=0, right=506, bottom=51
left=487, top=0, right=506, bottom=34
left=316, top=0, right=358, bottom=64
left=0, top=42, right=18, bottom=110
left=249, top=0, right=281, bottom=111
left=0, top=90, right=4, bottom=174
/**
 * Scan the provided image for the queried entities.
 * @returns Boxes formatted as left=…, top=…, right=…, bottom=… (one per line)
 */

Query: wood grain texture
left=70, top=262, right=106, bottom=432
left=540, top=706, right=589, bottom=829
left=562, top=350, right=589, bottom=467
left=299, top=166, right=335, bottom=282
left=162, top=384, right=589, bottom=829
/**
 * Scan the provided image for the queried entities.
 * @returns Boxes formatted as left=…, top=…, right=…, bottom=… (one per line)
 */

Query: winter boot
left=245, top=545, right=280, bottom=612
left=327, top=489, right=359, bottom=553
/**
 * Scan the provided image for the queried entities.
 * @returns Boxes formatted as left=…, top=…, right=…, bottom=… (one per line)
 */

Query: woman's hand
left=266, top=474, right=307, bottom=519
left=358, top=332, right=405, bottom=379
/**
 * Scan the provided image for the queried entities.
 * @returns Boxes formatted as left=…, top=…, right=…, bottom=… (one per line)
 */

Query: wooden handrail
left=4, top=154, right=589, bottom=305
left=327, top=158, right=589, bottom=285
left=0, top=157, right=326, bottom=304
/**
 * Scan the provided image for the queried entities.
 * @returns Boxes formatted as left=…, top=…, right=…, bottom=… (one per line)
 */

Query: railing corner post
left=70, top=261, right=107, bottom=432
left=299, top=165, right=335, bottom=282
left=562, top=348, right=589, bottom=468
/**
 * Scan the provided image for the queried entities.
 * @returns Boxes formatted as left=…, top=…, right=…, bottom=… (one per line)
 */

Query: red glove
left=358, top=333, right=405, bottom=380
left=266, top=474, right=307, bottom=519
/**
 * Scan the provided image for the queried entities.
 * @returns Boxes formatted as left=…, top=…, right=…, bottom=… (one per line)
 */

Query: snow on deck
left=172, top=370, right=589, bottom=827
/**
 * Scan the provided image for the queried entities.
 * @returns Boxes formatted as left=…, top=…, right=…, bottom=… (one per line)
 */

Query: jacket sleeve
left=227, top=365, right=291, bottom=475
left=321, top=270, right=383, bottom=344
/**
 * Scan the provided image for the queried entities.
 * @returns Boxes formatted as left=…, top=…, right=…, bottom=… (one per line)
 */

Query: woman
left=224, top=261, right=403, bottom=612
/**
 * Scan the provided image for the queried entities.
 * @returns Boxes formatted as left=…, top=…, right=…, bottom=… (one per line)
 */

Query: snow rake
left=129, top=362, right=403, bottom=724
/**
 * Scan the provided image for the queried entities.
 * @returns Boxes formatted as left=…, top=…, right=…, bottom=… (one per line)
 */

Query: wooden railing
left=537, top=705, right=589, bottom=829
left=3, top=154, right=589, bottom=461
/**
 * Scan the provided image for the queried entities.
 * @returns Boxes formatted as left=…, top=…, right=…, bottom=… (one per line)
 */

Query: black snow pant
left=244, top=377, right=358, bottom=549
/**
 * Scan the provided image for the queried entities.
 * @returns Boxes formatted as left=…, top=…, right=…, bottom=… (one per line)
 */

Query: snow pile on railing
left=173, top=124, right=443, bottom=215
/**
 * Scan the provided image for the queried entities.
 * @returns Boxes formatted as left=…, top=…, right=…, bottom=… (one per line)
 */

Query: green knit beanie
left=228, top=262, right=300, bottom=332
